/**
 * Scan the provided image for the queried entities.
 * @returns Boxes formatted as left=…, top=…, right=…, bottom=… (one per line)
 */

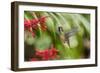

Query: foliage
left=24, top=11, right=90, bottom=61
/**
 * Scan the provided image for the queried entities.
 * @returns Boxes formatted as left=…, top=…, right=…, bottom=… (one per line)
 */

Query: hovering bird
left=58, top=26, right=78, bottom=46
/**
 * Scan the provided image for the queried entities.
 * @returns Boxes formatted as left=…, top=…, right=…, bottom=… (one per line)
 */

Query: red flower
left=35, top=49, right=50, bottom=60
left=24, top=18, right=39, bottom=30
left=35, top=50, right=44, bottom=57
left=31, top=19, right=39, bottom=30
left=35, top=47, right=59, bottom=60
left=29, top=46, right=59, bottom=61
left=24, top=16, right=48, bottom=32
left=39, top=16, right=47, bottom=24
left=24, top=19, right=31, bottom=30
left=30, top=16, right=48, bottom=30
left=42, top=49, right=50, bottom=60
left=31, top=16, right=48, bottom=31
left=39, top=16, right=48, bottom=31
left=49, top=47, right=58, bottom=59
left=31, top=19, right=39, bottom=25
left=41, top=24, right=47, bottom=31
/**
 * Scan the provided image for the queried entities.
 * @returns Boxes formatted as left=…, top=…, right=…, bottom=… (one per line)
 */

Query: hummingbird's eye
left=58, top=26, right=63, bottom=33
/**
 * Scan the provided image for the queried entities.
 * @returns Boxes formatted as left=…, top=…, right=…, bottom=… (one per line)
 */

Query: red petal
left=50, top=48, right=58, bottom=55
left=35, top=50, right=44, bottom=57
left=42, top=50, right=50, bottom=60
left=39, top=16, right=47, bottom=24
left=41, top=24, right=47, bottom=31
left=24, top=19, right=31, bottom=28
left=31, top=19, right=39, bottom=25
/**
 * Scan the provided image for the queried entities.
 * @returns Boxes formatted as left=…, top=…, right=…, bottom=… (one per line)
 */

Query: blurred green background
left=24, top=11, right=90, bottom=61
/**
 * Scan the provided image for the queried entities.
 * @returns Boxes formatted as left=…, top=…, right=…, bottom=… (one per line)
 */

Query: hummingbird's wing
left=65, top=27, right=78, bottom=38
left=64, top=27, right=78, bottom=45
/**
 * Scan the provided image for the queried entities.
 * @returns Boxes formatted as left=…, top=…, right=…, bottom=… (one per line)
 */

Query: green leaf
left=55, top=13, right=71, bottom=31
left=40, top=12, right=57, bottom=40
left=75, top=14, right=90, bottom=34
left=35, top=32, right=52, bottom=50
left=65, top=48, right=82, bottom=59
left=24, top=11, right=34, bottom=19
left=24, top=31, right=36, bottom=45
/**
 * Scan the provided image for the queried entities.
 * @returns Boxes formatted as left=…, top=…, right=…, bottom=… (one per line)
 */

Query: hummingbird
left=58, top=26, right=78, bottom=46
